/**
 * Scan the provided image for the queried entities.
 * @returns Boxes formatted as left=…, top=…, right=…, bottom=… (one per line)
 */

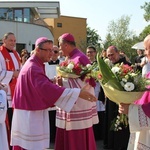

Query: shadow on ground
left=46, top=140, right=105, bottom=150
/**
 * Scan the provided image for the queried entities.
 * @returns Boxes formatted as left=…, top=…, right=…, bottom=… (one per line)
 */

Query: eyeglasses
left=40, top=48, right=53, bottom=53
left=107, top=54, right=114, bottom=57
left=53, top=50, right=59, bottom=54
left=87, top=51, right=95, bottom=54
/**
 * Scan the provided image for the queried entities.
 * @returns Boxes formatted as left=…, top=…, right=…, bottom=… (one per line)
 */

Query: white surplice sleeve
left=54, top=88, right=80, bottom=112
left=128, top=104, right=150, bottom=133
left=0, top=90, right=9, bottom=150
left=0, top=90, right=7, bottom=123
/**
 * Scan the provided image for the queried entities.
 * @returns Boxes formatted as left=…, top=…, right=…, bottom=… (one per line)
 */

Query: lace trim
left=138, top=106, right=148, bottom=127
left=137, top=142, right=150, bottom=150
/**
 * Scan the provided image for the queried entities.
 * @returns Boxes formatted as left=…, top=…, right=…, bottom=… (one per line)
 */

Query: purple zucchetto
left=59, top=33, right=75, bottom=42
left=35, top=37, right=48, bottom=47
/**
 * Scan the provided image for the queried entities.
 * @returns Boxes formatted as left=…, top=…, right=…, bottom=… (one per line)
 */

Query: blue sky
left=3, top=0, right=149, bottom=41
left=59, top=0, right=149, bottom=40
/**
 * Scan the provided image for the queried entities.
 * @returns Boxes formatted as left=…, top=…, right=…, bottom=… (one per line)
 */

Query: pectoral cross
left=5, top=58, right=10, bottom=70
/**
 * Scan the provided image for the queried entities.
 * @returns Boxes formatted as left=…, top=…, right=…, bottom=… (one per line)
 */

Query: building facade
left=0, top=1, right=60, bottom=54
left=0, top=1, right=87, bottom=53
left=44, top=16, right=87, bottom=50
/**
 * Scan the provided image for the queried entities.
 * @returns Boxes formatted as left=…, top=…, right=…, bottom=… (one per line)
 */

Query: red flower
left=121, top=64, right=133, bottom=76
left=60, top=61, right=68, bottom=67
left=97, top=73, right=102, bottom=80
left=73, top=63, right=82, bottom=75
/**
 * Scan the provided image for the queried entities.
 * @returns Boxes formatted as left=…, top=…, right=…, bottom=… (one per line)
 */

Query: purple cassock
left=12, top=55, right=65, bottom=110
left=55, top=48, right=98, bottom=150
left=135, top=72, right=150, bottom=117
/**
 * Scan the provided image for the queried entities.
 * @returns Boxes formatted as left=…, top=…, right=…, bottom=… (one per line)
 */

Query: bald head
left=144, top=34, right=150, bottom=51
left=106, top=46, right=120, bottom=63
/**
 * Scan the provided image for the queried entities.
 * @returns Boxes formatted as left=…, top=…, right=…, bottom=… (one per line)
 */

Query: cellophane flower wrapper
left=96, top=54, right=148, bottom=104
left=101, top=81, right=145, bottom=104
left=56, top=67, right=80, bottom=78
left=96, top=53, right=150, bottom=131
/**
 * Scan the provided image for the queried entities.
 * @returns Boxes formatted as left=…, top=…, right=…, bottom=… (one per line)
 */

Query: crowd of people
left=0, top=32, right=150, bottom=150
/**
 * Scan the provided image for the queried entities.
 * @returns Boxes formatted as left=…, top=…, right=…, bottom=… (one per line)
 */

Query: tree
left=139, top=25, right=150, bottom=40
left=141, top=2, right=150, bottom=22
left=78, top=26, right=101, bottom=52
left=105, top=15, right=135, bottom=50
left=103, top=33, right=113, bottom=49
left=103, top=15, right=138, bottom=62
left=87, top=26, right=101, bottom=49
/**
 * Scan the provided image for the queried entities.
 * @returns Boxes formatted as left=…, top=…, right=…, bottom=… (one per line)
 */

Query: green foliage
left=105, top=15, right=135, bottom=48
left=139, top=25, right=150, bottom=40
left=78, top=25, right=101, bottom=52
left=78, top=39, right=87, bottom=53
left=103, top=33, right=113, bottom=49
left=96, top=53, right=123, bottom=90
left=87, top=26, right=101, bottom=50
left=141, top=2, right=150, bottom=22
left=102, top=15, right=139, bottom=63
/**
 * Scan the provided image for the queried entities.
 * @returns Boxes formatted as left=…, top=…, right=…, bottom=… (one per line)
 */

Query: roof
left=0, top=1, right=60, bottom=18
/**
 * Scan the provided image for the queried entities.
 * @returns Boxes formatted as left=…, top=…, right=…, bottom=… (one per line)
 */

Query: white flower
left=116, top=121, right=120, bottom=125
left=111, top=66, right=120, bottom=74
left=115, top=124, right=118, bottom=127
left=120, top=81, right=125, bottom=87
left=67, top=63, right=74, bottom=69
left=118, top=127, right=122, bottom=130
left=117, top=115, right=120, bottom=119
left=124, top=82, right=135, bottom=91
left=122, top=78, right=127, bottom=82
left=86, top=64, right=91, bottom=68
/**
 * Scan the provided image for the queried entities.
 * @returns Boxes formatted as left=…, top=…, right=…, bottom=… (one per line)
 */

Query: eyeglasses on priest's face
left=40, top=48, right=53, bottom=53
left=107, top=53, right=115, bottom=57
left=86, top=51, right=95, bottom=54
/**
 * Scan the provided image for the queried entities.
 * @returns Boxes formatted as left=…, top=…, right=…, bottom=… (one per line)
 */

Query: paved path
left=46, top=140, right=105, bottom=150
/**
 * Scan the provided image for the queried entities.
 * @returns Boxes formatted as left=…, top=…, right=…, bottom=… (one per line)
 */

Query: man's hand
left=13, top=70, right=20, bottom=78
left=54, top=76, right=63, bottom=86
left=79, top=90, right=97, bottom=102
left=0, top=83, right=8, bottom=93
left=119, top=103, right=130, bottom=115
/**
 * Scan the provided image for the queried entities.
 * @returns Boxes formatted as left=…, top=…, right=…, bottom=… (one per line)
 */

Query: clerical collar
left=6, top=48, right=13, bottom=53
left=48, top=59, right=59, bottom=65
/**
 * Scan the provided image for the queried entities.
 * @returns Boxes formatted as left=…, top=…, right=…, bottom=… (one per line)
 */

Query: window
left=57, top=23, right=62, bottom=27
left=0, top=8, right=13, bottom=20
left=0, top=8, right=32, bottom=23
left=24, top=8, right=30, bottom=23
left=16, top=43, right=26, bottom=55
left=14, top=9, right=23, bottom=22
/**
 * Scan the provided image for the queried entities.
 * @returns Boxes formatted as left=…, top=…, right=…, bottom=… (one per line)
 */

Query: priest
left=11, top=37, right=97, bottom=150
left=119, top=34, right=150, bottom=150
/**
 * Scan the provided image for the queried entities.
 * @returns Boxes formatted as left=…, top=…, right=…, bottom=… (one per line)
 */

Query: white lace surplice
left=128, top=104, right=150, bottom=150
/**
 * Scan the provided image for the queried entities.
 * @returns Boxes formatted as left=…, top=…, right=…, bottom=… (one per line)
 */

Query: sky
left=58, top=0, right=149, bottom=41
left=2, top=0, right=149, bottom=41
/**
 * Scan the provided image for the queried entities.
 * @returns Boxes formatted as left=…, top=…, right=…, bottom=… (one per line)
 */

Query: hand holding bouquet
left=95, top=54, right=150, bottom=131
left=96, top=55, right=149, bottom=104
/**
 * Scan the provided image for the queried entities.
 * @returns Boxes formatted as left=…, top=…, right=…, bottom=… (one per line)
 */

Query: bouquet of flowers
left=95, top=54, right=150, bottom=131
left=96, top=56, right=149, bottom=103
left=56, top=61, right=97, bottom=87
